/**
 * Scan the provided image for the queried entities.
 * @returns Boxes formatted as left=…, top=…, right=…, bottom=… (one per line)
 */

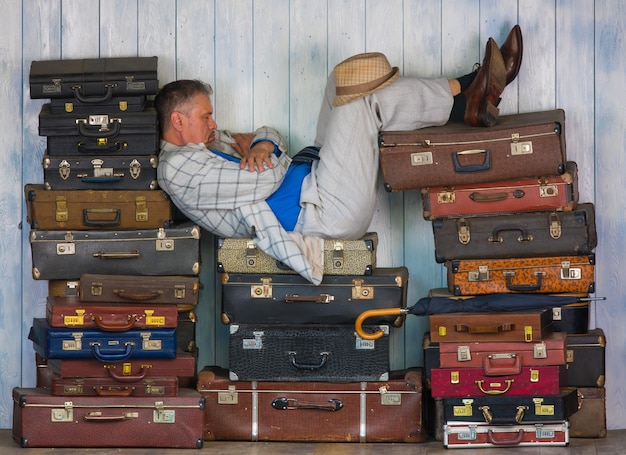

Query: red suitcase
left=421, top=161, right=578, bottom=219
left=430, top=365, right=566, bottom=397
left=438, top=331, right=567, bottom=373
left=12, top=387, right=204, bottom=448
left=45, top=295, right=179, bottom=330
left=443, top=421, right=569, bottom=448
left=197, top=366, right=426, bottom=443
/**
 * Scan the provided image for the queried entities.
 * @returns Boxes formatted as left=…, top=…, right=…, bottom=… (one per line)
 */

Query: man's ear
left=171, top=111, right=184, bottom=131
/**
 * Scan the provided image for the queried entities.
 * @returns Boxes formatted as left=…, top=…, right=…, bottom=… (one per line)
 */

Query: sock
left=457, top=70, right=478, bottom=92
left=449, top=93, right=467, bottom=122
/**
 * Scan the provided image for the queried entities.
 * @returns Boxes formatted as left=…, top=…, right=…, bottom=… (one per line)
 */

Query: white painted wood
left=100, top=0, right=139, bottom=57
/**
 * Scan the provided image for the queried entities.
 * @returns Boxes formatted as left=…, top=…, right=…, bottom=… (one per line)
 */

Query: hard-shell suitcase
left=217, top=232, right=377, bottom=275
left=29, top=318, right=177, bottom=360
left=25, top=184, right=173, bottom=230
left=47, top=374, right=179, bottom=397
left=430, top=365, right=566, bottom=397
left=432, top=203, right=597, bottom=263
left=422, top=161, right=578, bottom=219
left=197, top=366, right=426, bottom=443
left=438, top=331, right=567, bottom=372
left=45, top=295, right=179, bottom=330
left=569, top=387, right=607, bottom=438
left=29, top=222, right=201, bottom=280
left=446, top=254, right=596, bottom=295
left=177, top=306, right=198, bottom=356
left=429, top=309, right=552, bottom=343
left=379, top=109, right=567, bottom=191
left=12, top=387, right=204, bottom=448
left=221, top=266, right=407, bottom=326
left=49, top=95, right=147, bottom=114
left=42, top=154, right=158, bottom=191
left=78, top=274, right=200, bottom=306
left=443, top=421, right=569, bottom=448
left=566, top=328, right=606, bottom=387
left=29, top=56, right=159, bottom=99
left=39, top=102, right=158, bottom=156
left=442, top=387, right=579, bottom=424
left=228, top=324, right=390, bottom=382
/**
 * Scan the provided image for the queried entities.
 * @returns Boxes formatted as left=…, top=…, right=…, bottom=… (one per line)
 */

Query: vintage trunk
left=228, top=324, right=390, bottom=382
left=78, top=274, right=200, bottom=306
left=12, top=387, right=204, bottom=448
left=217, top=233, right=378, bottom=275
left=379, top=110, right=566, bottom=191
left=46, top=374, right=179, bottom=397
left=438, top=331, right=567, bottom=372
left=196, top=366, right=426, bottom=443
left=421, top=161, right=578, bottom=220
left=42, top=154, right=158, bottom=191
left=29, top=222, right=201, bottom=280
left=25, top=184, right=173, bottom=230
left=221, top=267, right=407, bottom=326
left=177, top=306, right=198, bottom=356
left=39, top=102, right=158, bottom=156
left=568, top=387, right=607, bottom=438
left=566, top=328, right=606, bottom=387
left=430, top=365, right=566, bottom=398
left=442, top=388, right=579, bottom=424
left=29, top=318, right=177, bottom=361
left=446, top=254, right=596, bottom=295
left=443, top=421, right=569, bottom=448
left=45, top=295, right=179, bottom=330
left=429, top=309, right=553, bottom=343
left=29, top=56, right=159, bottom=99
left=432, top=203, right=597, bottom=263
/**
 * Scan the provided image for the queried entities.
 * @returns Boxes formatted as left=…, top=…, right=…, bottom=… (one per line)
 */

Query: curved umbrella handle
left=355, top=308, right=407, bottom=340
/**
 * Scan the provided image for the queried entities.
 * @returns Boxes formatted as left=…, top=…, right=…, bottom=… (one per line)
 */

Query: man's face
left=179, top=93, right=218, bottom=145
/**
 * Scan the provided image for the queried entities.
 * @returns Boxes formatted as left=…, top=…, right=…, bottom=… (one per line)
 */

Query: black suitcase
left=49, top=95, right=147, bottom=114
left=39, top=102, right=158, bottom=156
left=29, top=56, right=159, bottom=100
left=432, top=203, right=597, bottom=263
left=228, top=324, right=390, bottom=382
left=42, top=154, right=158, bottom=190
left=29, top=222, right=201, bottom=280
left=221, top=267, right=408, bottom=326
left=566, top=328, right=606, bottom=387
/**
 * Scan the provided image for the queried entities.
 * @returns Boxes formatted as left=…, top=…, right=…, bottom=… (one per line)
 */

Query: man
left=156, top=26, right=522, bottom=285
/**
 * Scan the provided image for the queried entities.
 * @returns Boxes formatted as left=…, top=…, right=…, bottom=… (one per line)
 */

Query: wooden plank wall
left=1, top=0, right=623, bottom=430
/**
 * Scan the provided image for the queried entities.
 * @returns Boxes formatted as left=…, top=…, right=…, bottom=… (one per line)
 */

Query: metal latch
left=58, top=159, right=71, bottom=180
left=561, top=261, right=582, bottom=279
left=510, top=133, right=533, bottom=155
left=332, top=241, right=344, bottom=269
left=479, top=406, right=493, bottom=423
left=174, top=284, right=186, bottom=299
left=156, top=228, right=175, bottom=252
left=533, top=398, right=555, bottom=416
left=468, top=265, right=489, bottom=282
left=153, top=402, right=176, bottom=424
left=525, top=326, right=533, bottom=343
left=251, top=278, right=272, bottom=298
left=530, top=368, right=539, bottom=382
left=352, top=279, right=374, bottom=300
left=62, top=333, right=83, bottom=351
left=63, top=309, right=85, bottom=326
left=51, top=402, right=74, bottom=422
left=141, top=332, right=162, bottom=350
left=533, top=341, right=547, bottom=359
left=436, top=189, right=455, bottom=204
left=91, top=159, right=115, bottom=178
left=55, top=196, right=68, bottom=222
left=535, top=424, right=556, bottom=439
left=380, top=392, right=402, bottom=406
left=135, top=196, right=148, bottom=222
left=515, top=405, right=529, bottom=423
left=539, top=184, right=558, bottom=198
left=410, top=151, right=433, bottom=166
left=549, top=213, right=562, bottom=239
left=144, top=310, right=165, bottom=327
left=457, top=345, right=471, bottom=362
left=245, top=240, right=257, bottom=267
left=457, top=218, right=470, bottom=244
left=242, top=331, right=264, bottom=350
left=552, top=307, right=562, bottom=321
left=129, top=159, right=141, bottom=179
left=453, top=399, right=474, bottom=418
left=218, top=386, right=239, bottom=404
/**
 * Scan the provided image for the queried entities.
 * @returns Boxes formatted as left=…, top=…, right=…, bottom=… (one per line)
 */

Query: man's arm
left=234, top=126, right=288, bottom=172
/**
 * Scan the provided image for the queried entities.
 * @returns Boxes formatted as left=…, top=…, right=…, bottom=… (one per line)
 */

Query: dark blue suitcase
left=28, top=318, right=177, bottom=361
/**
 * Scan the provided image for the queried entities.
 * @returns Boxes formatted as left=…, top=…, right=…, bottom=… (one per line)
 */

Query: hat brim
left=332, top=67, right=400, bottom=106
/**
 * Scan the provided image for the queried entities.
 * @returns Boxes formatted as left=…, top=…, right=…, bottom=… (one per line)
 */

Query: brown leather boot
left=463, top=37, right=506, bottom=127
left=501, top=25, right=523, bottom=85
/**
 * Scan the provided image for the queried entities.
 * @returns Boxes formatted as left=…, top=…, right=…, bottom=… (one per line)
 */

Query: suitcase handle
left=469, top=189, right=525, bottom=202
left=83, top=208, right=121, bottom=227
left=284, top=294, right=334, bottom=304
left=505, top=271, right=545, bottom=292
left=83, top=412, right=131, bottom=422
left=77, top=118, right=121, bottom=138
left=92, top=342, right=134, bottom=362
left=486, top=428, right=524, bottom=446
left=452, top=149, right=491, bottom=173
left=112, top=289, right=164, bottom=301
left=288, top=351, right=329, bottom=370
left=489, top=224, right=533, bottom=244
left=454, top=323, right=514, bottom=334
left=73, top=84, right=115, bottom=104
left=81, top=176, right=123, bottom=184
left=271, top=397, right=343, bottom=411
left=475, top=379, right=514, bottom=395
left=108, top=367, right=148, bottom=382
left=93, top=386, right=134, bottom=397
left=483, top=353, right=522, bottom=376
left=77, top=141, right=125, bottom=154
left=92, top=250, right=140, bottom=259
left=354, top=308, right=408, bottom=340
left=93, top=316, right=137, bottom=331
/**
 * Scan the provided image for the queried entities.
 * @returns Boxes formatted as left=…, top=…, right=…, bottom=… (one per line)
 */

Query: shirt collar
left=160, top=140, right=207, bottom=152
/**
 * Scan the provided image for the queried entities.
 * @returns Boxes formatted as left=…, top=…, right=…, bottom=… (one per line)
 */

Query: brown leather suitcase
left=196, top=366, right=426, bottom=443
left=45, top=295, right=179, bottom=330
left=25, top=184, right=173, bottom=230
left=422, top=161, right=578, bottom=220
left=12, top=387, right=204, bottom=448
left=446, top=254, right=595, bottom=295
left=429, top=309, right=553, bottom=343
left=379, top=110, right=566, bottom=191
left=569, top=387, right=607, bottom=438
left=47, top=374, right=179, bottom=397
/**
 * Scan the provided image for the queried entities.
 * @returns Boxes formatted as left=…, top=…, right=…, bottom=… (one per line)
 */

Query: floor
left=1, top=428, right=624, bottom=454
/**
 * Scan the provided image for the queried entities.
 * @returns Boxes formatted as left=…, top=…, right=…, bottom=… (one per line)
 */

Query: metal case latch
left=457, top=218, right=470, bottom=244
left=332, top=241, right=344, bottom=269
left=245, top=240, right=257, bottom=267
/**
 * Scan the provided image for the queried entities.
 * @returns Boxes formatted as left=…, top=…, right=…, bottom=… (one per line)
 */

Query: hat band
left=335, top=70, right=396, bottom=96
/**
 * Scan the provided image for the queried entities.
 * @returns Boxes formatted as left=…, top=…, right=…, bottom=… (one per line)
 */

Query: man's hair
left=154, top=79, right=213, bottom=135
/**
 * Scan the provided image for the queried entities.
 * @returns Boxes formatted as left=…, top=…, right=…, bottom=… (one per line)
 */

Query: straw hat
left=333, top=52, right=399, bottom=106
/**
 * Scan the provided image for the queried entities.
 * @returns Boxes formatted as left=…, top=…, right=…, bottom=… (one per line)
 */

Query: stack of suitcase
left=196, top=235, right=427, bottom=442
left=13, top=57, right=205, bottom=449
left=379, top=109, right=606, bottom=447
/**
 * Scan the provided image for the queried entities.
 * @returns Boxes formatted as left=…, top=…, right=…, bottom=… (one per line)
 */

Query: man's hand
left=231, top=133, right=275, bottom=172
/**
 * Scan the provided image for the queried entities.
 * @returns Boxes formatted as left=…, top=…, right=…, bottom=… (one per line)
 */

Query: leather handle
left=483, top=353, right=521, bottom=376
left=452, top=149, right=491, bottom=173
left=271, top=397, right=343, bottom=412
left=72, top=85, right=115, bottom=104
left=83, top=208, right=121, bottom=227
left=288, top=351, right=328, bottom=370
left=475, top=379, right=514, bottom=395
left=113, top=289, right=164, bottom=301
left=354, top=308, right=406, bottom=340
left=80, top=176, right=122, bottom=184
left=284, top=294, right=334, bottom=304
left=93, top=386, right=134, bottom=397
left=489, top=224, right=532, bottom=243
left=83, top=413, right=129, bottom=422
left=93, top=316, right=137, bottom=332
left=77, top=141, right=124, bottom=154
left=454, top=323, right=514, bottom=334
left=505, top=272, right=544, bottom=292
left=487, top=429, right=524, bottom=446
left=92, top=250, right=140, bottom=259
left=108, top=367, right=147, bottom=382
left=92, top=342, right=134, bottom=362
left=77, top=118, right=121, bottom=138
left=469, top=189, right=525, bottom=202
